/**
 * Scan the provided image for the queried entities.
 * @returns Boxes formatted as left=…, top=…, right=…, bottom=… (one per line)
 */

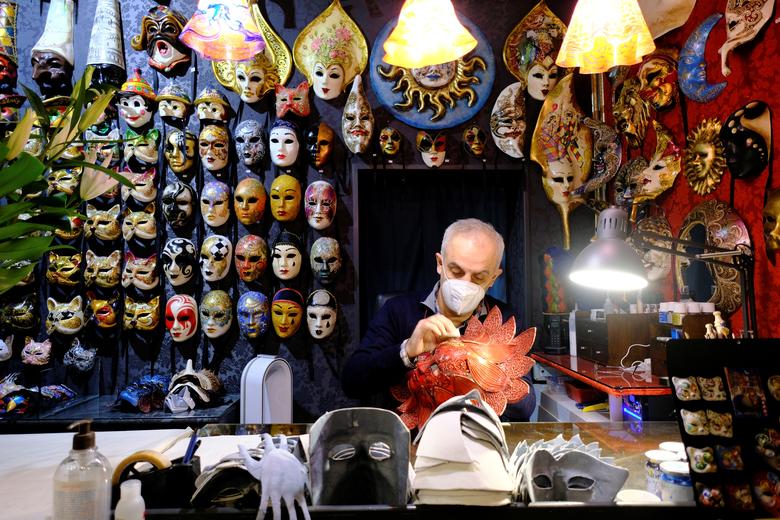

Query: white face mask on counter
left=440, top=270, right=486, bottom=316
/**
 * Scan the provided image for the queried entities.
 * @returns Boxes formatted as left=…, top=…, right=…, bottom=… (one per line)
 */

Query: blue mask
left=238, top=291, right=270, bottom=339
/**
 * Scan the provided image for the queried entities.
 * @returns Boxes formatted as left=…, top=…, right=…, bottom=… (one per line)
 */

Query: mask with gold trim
left=122, top=202, right=157, bottom=241
left=85, top=250, right=121, bottom=288
left=235, top=54, right=275, bottom=104
left=234, top=178, right=266, bottom=225
left=238, top=291, right=270, bottom=339
left=2, top=294, right=38, bottom=331
left=201, top=181, right=231, bottom=227
left=271, top=288, right=304, bottom=338
left=631, top=121, right=682, bottom=203
left=637, top=49, right=679, bottom=111
left=47, top=167, right=81, bottom=196
left=378, top=126, right=401, bottom=157
left=199, top=125, right=230, bottom=172
left=123, top=128, right=160, bottom=170
left=46, top=295, right=84, bottom=335
left=269, top=174, right=301, bottom=222
left=123, top=295, right=160, bottom=331
left=85, top=204, right=122, bottom=241
left=130, top=5, right=191, bottom=74
left=121, top=168, right=157, bottom=203
left=122, top=251, right=159, bottom=290
left=87, top=292, right=119, bottom=329
left=235, top=234, right=269, bottom=282
left=613, top=76, right=651, bottom=149
left=200, top=235, right=232, bottom=282
left=684, top=118, right=726, bottom=196
left=416, top=131, right=446, bottom=168
left=46, top=252, right=81, bottom=287
left=463, top=124, right=486, bottom=158
left=200, top=290, right=232, bottom=339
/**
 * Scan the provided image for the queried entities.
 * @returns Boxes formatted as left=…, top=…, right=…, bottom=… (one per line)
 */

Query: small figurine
left=713, top=311, right=731, bottom=339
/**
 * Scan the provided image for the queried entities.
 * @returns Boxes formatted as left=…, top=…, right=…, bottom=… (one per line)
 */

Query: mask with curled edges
left=199, top=125, right=230, bottom=172
left=195, top=87, right=232, bottom=124
left=416, top=131, right=446, bottom=168
left=275, top=81, right=311, bottom=118
left=235, top=55, right=274, bottom=103
left=121, top=169, right=157, bottom=203
left=238, top=291, right=270, bottom=339
left=305, top=122, right=335, bottom=168
left=270, top=174, right=301, bottom=222
left=764, top=190, right=780, bottom=254
left=85, top=128, right=121, bottom=168
left=305, top=181, right=337, bottom=230
left=271, top=288, right=304, bottom=338
left=130, top=5, right=191, bottom=74
left=165, top=129, right=198, bottom=177
left=123, top=296, right=160, bottom=331
left=122, top=252, right=159, bottom=291
left=310, top=237, right=342, bottom=285
left=46, top=252, right=81, bottom=287
left=21, top=337, right=52, bottom=366
left=200, top=235, right=232, bottom=282
left=87, top=292, right=119, bottom=329
left=165, top=294, right=198, bottom=342
left=379, top=126, right=401, bottom=157
left=162, top=182, right=195, bottom=229
left=307, top=290, right=337, bottom=339
left=200, top=290, right=233, bottom=339
left=63, top=338, right=97, bottom=372
left=235, top=235, right=269, bottom=282
left=463, top=124, right=487, bottom=158
left=234, top=178, right=266, bottom=225
left=46, top=295, right=84, bottom=335
left=162, top=238, right=197, bottom=286
left=341, top=76, right=373, bottom=154
left=157, top=84, right=192, bottom=127
left=122, top=202, right=157, bottom=241
left=85, top=250, right=121, bottom=288
left=201, top=181, right=231, bottom=227
left=235, top=120, right=266, bottom=167
left=612, top=76, right=651, bottom=149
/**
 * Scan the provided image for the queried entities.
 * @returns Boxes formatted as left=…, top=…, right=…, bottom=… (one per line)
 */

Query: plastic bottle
left=52, top=419, right=112, bottom=520
left=115, top=479, right=146, bottom=520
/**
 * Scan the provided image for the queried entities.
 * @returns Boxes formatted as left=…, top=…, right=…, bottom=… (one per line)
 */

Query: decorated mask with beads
left=200, top=290, right=233, bottom=338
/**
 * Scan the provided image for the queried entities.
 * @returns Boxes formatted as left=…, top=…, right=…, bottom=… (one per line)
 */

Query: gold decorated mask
left=763, top=190, right=780, bottom=253
left=613, top=76, right=652, bottom=149
left=199, top=124, right=230, bottom=171
left=271, top=288, right=304, bottom=338
left=46, top=252, right=81, bottom=287
left=87, top=293, right=119, bottom=329
left=121, top=169, right=157, bottom=203
left=47, top=167, right=81, bottom=196
left=305, top=122, right=335, bottom=167
left=54, top=215, right=84, bottom=241
left=200, top=234, right=233, bottom=282
left=637, top=48, right=679, bottom=111
left=121, top=252, right=159, bottom=291
left=234, top=178, right=266, bottom=225
left=85, top=204, right=122, bottom=241
left=378, top=126, right=401, bottom=156
left=269, top=174, right=301, bottom=222
left=200, top=290, right=233, bottom=338
left=2, top=295, right=38, bottom=331
left=124, top=129, right=160, bottom=168
left=84, top=250, right=121, bottom=288
left=46, top=295, right=85, bottom=335
left=684, top=118, right=726, bottom=196
left=341, top=75, right=373, bottom=153
left=124, top=295, right=160, bottom=331
left=631, top=121, right=681, bottom=203
left=463, top=124, right=487, bottom=158
left=122, top=202, right=157, bottom=241
left=165, top=129, right=197, bottom=176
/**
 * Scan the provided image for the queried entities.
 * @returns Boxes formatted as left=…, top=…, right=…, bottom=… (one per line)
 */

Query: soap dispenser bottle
left=53, top=419, right=112, bottom=520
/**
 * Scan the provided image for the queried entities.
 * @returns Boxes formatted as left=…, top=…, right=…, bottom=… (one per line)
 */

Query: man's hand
left=405, top=314, right=460, bottom=358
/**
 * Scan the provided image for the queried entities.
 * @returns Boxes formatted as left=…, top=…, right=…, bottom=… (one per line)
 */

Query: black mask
left=31, top=51, right=73, bottom=98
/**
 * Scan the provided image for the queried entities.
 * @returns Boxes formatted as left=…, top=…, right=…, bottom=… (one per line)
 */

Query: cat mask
left=122, top=252, right=159, bottom=290
left=122, top=203, right=157, bottom=241
left=275, top=81, right=311, bottom=118
left=123, top=295, right=160, bottom=331
left=63, top=338, right=97, bottom=372
left=21, top=337, right=52, bottom=365
left=46, top=252, right=82, bottom=287
left=87, top=292, right=120, bottom=329
left=85, top=204, right=122, bottom=241
left=46, top=295, right=85, bottom=335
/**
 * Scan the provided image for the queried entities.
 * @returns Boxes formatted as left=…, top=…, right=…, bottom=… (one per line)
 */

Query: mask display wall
left=199, top=125, right=230, bottom=172
left=195, top=87, right=232, bottom=124
left=157, top=84, right=192, bottom=127
left=718, top=0, right=773, bottom=77
left=162, top=182, right=196, bottom=229
left=720, top=100, right=771, bottom=180
left=165, top=294, right=198, bottom=343
left=630, top=215, right=673, bottom=283
left=310, top=237, right=342, bottom=284
left=234, top=120, right=266, bottom=168
left=684, top=118, right=726, bottom=196
left=305, top=122, right=335, bottom=168
left=307, top=290, right=337, bottom=339
left=201, top=181, right=231, bottom=228
left=234, top=178, right=266, bottom=225
left=270, top=174, right=301, bottom=222
left=237, top=291, right=270, bottom=339
left=46, top=295, right=84, bottom=335
left=117, top=68, right=156, bottom=129
left=764, top=190, right=780, bottom=254
left=269, top=120, right=300, bottom=167
left=379, top=126, right=401, bottom=156
left=130, top=5, right=191, bottom=75
left=490, top=82, right=526, bottom=158
left=293, top=0, right=368, bottom=100
left=200, top=235, right=233, bottom=282
left=271, top=288, right=304, bottom=338
left=276, top=81, right=311, bottom=118
left=122, top=203, right=157, bottom=241
left=200, top=290, right=233, bottom=339
left=31, top=0, right=74, bottom=99
left=272, top=231, right=304, bottom=281
left=165, top=129, right=198, bottom=179
left=342, top=75, right=373, bottom=153
left=637, top=48, right=679, bottom=111
left=305, top=181, right=337, bottom=230
left=235, top=234, right=269, bottom=282
left=679, top=14, right=727, bottom=103
left=162, top=238, right=197, bottom=287
left=416, top=131, right=446, bottom=168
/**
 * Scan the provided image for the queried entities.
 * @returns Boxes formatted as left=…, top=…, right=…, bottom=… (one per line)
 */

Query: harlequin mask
left=721, top=100, right=771, bottom=180
left=416, top=131, right=446, bottom=168
left=637, top=49, right=679, bottom=111
left=275, top=81, right=310, bottom=118
left=271, top=288, right=304, bottom=338
left=763, top=190, right=780, bottom=253
left=2, top=294, right=38, bottom=331
left=130, top=5, right=190, bottom=74
left=200, top=290, right=232, bottom=339
left=238, top=291, right=270, bottom=339
left=310, top=237, right=342, bottom=284
left=46, top=252, right=81, bottom=287
left=199, top=125, right=230, bottom=172
left=63, top=338, right=96, bottom=372
left=195, top=87, right=232, bottom=124
left=719, top=0, right=773, bottom=77
left=165, top=294, right=198, bottom=342
left=342, top=75, right=373, bottom=154
left=631, top=121, right=682, bottom=203
left=31, top=51, right=73, bottom=99
left=165, top=129, right=198, bottom=177
left=234, top=120, right=266, bottom=167
left=490, top=82, right=526, bottom=158
left=123, top=295, right=160, bottom=331
left=200, top=234, right=233, bottom=282
left=122, top=251, right=159, bottom=291
left=122, top=202, right=157, bottom=241
left=270, top=174, right=301, bottom=221
left=272, top=231, right=303, bottom=281
left=87, top=292, right=119, bottom=329
left=200, top=181, right=231, bottom=227
left=463, top=124, right=486, bottom=158
left=379, top=126, right=401, bottom=156
left=46, top=295, right=84, bottom=335
left=269, top=120, right=300, bottom=167
left=305, top=181, right=337, bottom=230
left=84, top=128, right=121, bottom=168
left=235, top=234, right=269, bottom=282
left=305, top=122, right=335, bottom=168
left=235, top=55, right=273, bottom=104
left=612, top=77, right=651, bottom=149
left=232, top=178, right=265, bottom=225
left=47, top=167, right=81, bottom=196
left=157, top=84, right=192, bottom=126
left=162, top=238, right=197, bottom=286
left=307, top=290, right=337, bottom=339
left=121, top=168, right=157, bottom=203
left=117, top=69, right=156, bottom=128
left=22, top=337, right=52, bottom=365
left=162, top=182, right=195, bottom=228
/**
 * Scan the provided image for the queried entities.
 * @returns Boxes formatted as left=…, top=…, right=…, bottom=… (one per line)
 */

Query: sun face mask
left=490, top=82, right=526, bottom=158
left=195, top=86, right=232, bottom=124
left=310, top=237, right=342, bottom=284
left=199, top=125, right=230, bottom=172
left=637, top=48, right=679, bottom=111
left=269, top=120, right=300, bottom=168
left=120, top=168, right=157, bottom=203
left=122, top=202, right=157, bottom=241
left=463, top=124, right=487, bottom=158
left=275, top=81, right=311, bottom=118
left=763, top=190, right=780, bottom=254
left=271, top=288, right=304, bottom=338
left=719, top=0, right=773, bottom=77
left=46, top=295, right=84, bottom=335
left=162, top=238, right=197, bottom=286
left=234, top=178, right=266, bottom=225
left=272, top=231, right=303, bottom=281
left=117, top=69, right=156, bottom=128
left=162, top=182, right=195, bottom=229
left=234, top=120, right=266, bottom=167
left=63, top=338, right=97, bottom=372
left=123, top=295, right=160, bottom=331
left=157, top=84, right=192, bottom=127
left=122, top=251, right=159, bottom=290
left=200, top=181, right=231, bottom=228
left=237, top=291, right=270, bottom=339
left=200, top=234, right=233, bottom=282
left=378, top=126, right=402, bottom=156
left=21, top=337, right=52, bottom=366
left=165, top=129, right=198, bottom=177
left=416, top=131, right=446, bottom=168
left=165, top=294, right=198, bottom=342
left=130, top=5, right=191, bottom=74
left=305, top=181, right=337, bottom=230
left=200, top=290, right=233, bottom=339
left=235, top=234, right=269, bottom=282
left=684, top=118, right=726, bottom=196
left=721, top=100, right=771, bottom=180
left=269, top=174, right=301, bottom=222
left=307, top=289, right=337, bottom=339
left=46, top=252, right=81, bottom=287
left=305, top=122, right=335, bottom=168
left=87, top=292, right=119, bottom=329
left=342, top=75, right=373, bottom=154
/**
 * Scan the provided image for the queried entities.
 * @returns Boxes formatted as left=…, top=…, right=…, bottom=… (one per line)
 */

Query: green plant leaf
left=0, top=263, right=35, bottom=295
left=0, top=153, right=46, bottom=197
left=0, top=235, right=54, bottom=262
left=57, top=159, right=133, bottom=187
left=0, top=222, right=55, bottom=240
left=0, top=201, right=34, bottom=223
left=78, top=90, right=116, bottom=133
left=6, top=110, right=36, bottom=161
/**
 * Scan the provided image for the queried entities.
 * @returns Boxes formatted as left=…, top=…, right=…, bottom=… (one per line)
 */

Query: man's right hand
left=405, top=314, right=460, bottom=359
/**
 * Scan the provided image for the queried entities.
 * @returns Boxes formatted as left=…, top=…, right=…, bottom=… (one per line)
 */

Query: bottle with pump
left=52, top=419, right=112, bottom=520
left=115, top=479, right=146, bottom=520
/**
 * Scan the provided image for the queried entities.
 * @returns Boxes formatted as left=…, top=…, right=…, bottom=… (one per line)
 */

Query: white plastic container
left=114, top=479, right=146, bottom=520
left=659, top=460, right=694, bottom=503
left=644, top=449, right=681, bottom=497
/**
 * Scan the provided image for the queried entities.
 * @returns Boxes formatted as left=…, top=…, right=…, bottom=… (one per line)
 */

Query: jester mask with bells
left=130, top=5, right=191, bottom=74
left=531, top=74, right=592, bottom=250
left=200, top=235, right=233, bottom=282
left=270, top=174, right=301, bottom=222
left=46, top=295, right=84, bottom=335
left=238, top=291, right=270, bottom=339
left=271, top=288, right=304, bottom=339
left=276, top=81, right=311, bottom=118
left=719, top=0, right=773, bottom=77
left=200, top=290, right=232, bottom=339
left=629, top=215, right=673, bottom=283
left=235, top=234, right=269, bottom=282
left=720, top=100, right=771, bottom=180
left=234, top=178, right=266, bottom=225
left=269, top=119, right=300, bottom=168
left=235, top=120, right=266, bottom=168
left=199, top=125, right=230, bottom=172
left=310, top=237, right=342, bottom=285
left=637, top=48, right=679, bottom=112
left=195, top=87, right=232, bottom=124
left=272, top=231, right=303, bottom=281
left=307, top=289, right=337, bottom=339
left=162, top=238, right=197, bottom=287
left=490, top=82, right=526, bottom=158
left=628, top=121, right=682, bottom=204
left=121, top=251, right=159, bottom=291
left=342, top=75, right=373, bottom=154
left=293, top=0, right=368, bottom=100
left=157, top=84, right=192, bottom=127
left=162, top=182, right=195, bottom=229
left=379, top=126, right=402, bottom=157
left=503, top=1, right=567, bottom=101
left=463, top=124, right=487, bottom=158
left=117, top=68, right=157, bottom=129
left=201, top=181, right=231, bottom=228
left=416, top=131, right=446, bottom=168
left=165, top=294, right=198, bottom=343
left=165, top=129, right=198, bottom=179
left=84, top=249, right=121, bottom=288
left=305, top=180, right=337, bottom=230
left=764, top=190, right=780, bottom=254
left=305, top=122, right=335, bottom=168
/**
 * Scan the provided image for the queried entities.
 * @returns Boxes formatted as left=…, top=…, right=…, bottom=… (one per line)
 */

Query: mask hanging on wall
left=234, top=178, right=266, bottom=225
left=123, top=295, right=160, bottom=331
left=121, top=251, right=159, bottom=291
left=165, top=129, right=198, bottom=179
left=85, top=204, right=122, bottom=242
left=235, top=120, right=266, bottom=168
left=763, top=190, right=780, bottom=254
left=121, top=169, right=158, bottom=204
left=271, top=288, right=304, bottom=339
left=200, top=234, right=233, bottom=282
left=21, top=337, right=52, bottom=365
left=84, top=250, right=121, bottom=288
left=269, top=174, right=301, bottom=222
left=629, top=215, right=673, bottom=283
left=200, top=290, right=233, bottom=339
left=166, top=295, right=198, bottom=343
left=31, top=0, right=74, bottom=99
left=46, top=295, right=84, bottom=335
left=310, top=237, right=342, bottom=285
left=490, top=82, right=526, bottom=158
left=195, top=87, right=233, bottom=124
left=131, top=5, right=191, bottom=75
left=117, top=69, right=156, bottom=129
left=84, top=128, right=122, bottom=169
left=630, top=121, right=682, bottom=204
left=46, top=252, right=81, bottom=287
left=637, top=48, right=679, bottom=112
left=718, top=0, right=773, bottom=77
left=2, top=294, right=39, bottom=331
left=63, top=338, right=97, bottom=372
left=87, top=292, right=119, bottom=329
left=416, top=131, right=446, bottom=167
left=269, top=119, right=300, bottom=167
left=162, top=182, right=196, bottom=229
left=201, top=181, right=231, bottom=228
left=379, top=126, right=402, bottom=157
left=574, top=117, right=622, bottom=196
left=157, top=84, right=192, bottom=127
left=0, top=1, right=26, bottom=124
left=463, top=124, right=487, bottom=158
left=162, top=238, right=197, bottom=287
left=293, top=0, right=368, bottom=100
left=307, top=290, right=337, bottom=340
left=678, top=14, right=727, bottom=103
left=612, top=76, right=651, bottom=149
left=199, top=125, right=230, bottom=172
left=233, top=54, right=275, bottom=104
left=342, top=75, right=373, bottom=153
left=238, top=291, right=270, bottom=339
left=0, top=333, right=11, bottom=362
left=272, top=231, right=303, bottom=281
left=305, top=181, right=337, bottom=230
left=121, top=203, right=157, bottom=242
left=47, top=167, right=81, bottom=196
left=305, top=122, right=335, bottom=168
left=235, top=234, right=269, bottom=282
left=720, top=100, right=771, bottom=180
left=684, top=118, right=726, bottom=196
left=275, top=81, right=311, bottom=118
left=123, top=128, right=160, bottom=172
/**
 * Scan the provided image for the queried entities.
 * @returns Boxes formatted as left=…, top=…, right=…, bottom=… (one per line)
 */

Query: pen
left=183, top=434, right=199, bottom=464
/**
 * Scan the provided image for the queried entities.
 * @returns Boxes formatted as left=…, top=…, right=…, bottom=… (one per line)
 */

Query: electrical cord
left=619, top=343, right=651, bottom=372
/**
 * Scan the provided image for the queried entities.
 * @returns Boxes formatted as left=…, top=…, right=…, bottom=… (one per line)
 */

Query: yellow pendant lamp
left=180, top=0, right=265, bottom=62
left=382, top=0, right=477, bottom=68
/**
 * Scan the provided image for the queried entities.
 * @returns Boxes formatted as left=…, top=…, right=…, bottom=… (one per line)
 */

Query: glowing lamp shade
left=382, top=0, right=477, bottom=68
left=556, top=0, right=655, bottom=74
left=569, top=207, right=648, bottom=292
left=180, top=0, right=265, bottom=62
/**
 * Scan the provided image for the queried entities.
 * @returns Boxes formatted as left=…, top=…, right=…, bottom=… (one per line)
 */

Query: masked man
left=342, top=218, right=536, bottom=421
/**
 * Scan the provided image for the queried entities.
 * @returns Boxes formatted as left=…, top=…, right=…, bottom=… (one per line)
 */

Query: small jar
left=645, top=449, right=681, bottom=497
left=658, top=302, right=670, bottom=323
left=659, top=460, right=694, bottom=503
